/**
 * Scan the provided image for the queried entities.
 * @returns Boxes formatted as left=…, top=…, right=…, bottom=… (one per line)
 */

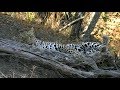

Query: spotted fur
left=32, top=35, right=109, bottom=57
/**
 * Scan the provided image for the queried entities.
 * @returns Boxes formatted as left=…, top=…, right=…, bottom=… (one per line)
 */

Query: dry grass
left=1, top=12, right=36, bottom=22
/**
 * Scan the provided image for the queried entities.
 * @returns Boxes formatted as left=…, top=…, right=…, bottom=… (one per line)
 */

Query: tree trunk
left=69, top=12, right=85, bottom=40
left=82, top=12, right=102, bottom=41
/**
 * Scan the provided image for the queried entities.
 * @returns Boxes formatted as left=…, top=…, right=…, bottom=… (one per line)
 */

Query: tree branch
left=58, top=16, right=84, bottom=32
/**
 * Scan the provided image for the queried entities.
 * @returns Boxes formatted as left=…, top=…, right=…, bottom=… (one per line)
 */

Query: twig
left=0, top=71, right=7, bottom=78
left=12, top=71, right=15, bottom=78
left=58, top=16, right=84, bottom=32
left=30, top=65, right=37, bottom=78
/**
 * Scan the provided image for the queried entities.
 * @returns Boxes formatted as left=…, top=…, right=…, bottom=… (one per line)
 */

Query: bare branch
left=0, top=71, right=8, bottom=78
left=58, top=16, right=84, bottom=32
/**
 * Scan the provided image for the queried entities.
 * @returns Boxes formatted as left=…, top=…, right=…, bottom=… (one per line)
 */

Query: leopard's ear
left=100, top=46, right=107, bottom=52
left=102, top=35, right=109, bottom=45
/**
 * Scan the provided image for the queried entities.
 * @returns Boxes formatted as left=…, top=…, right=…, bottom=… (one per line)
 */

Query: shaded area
left=0, top=13, right=66, bottom=78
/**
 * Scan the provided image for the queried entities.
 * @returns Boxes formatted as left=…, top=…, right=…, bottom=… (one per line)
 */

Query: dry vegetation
left=0, top=12, right=120, bottom=78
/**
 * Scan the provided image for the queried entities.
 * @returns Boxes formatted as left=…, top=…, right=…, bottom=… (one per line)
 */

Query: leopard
left=32, top=35, right=109, bottom=57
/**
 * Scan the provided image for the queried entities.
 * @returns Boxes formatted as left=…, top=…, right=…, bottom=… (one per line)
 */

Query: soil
left=0, top=13, right=64, bottom=78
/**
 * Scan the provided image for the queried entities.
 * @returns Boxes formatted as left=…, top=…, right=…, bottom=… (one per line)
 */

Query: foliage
left=25, top=12, right=36, bottom=22
left=101, top=12, right=109, bottom=22
left=1, top=12, right=36, bottom=22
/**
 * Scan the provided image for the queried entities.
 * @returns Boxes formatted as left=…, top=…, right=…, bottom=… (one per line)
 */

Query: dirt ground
left=0, top=13, right=65, bottom=78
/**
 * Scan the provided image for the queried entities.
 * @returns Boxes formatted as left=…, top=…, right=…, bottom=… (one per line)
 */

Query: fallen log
left=0, top=38, right=120, bottom=78
left=0, top=38, right=95, bottom=78
left=0, top=38, right=100, bottom=70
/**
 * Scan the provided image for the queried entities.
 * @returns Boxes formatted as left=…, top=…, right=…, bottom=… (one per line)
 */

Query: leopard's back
left=32, top=35, right=109, bottom=57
